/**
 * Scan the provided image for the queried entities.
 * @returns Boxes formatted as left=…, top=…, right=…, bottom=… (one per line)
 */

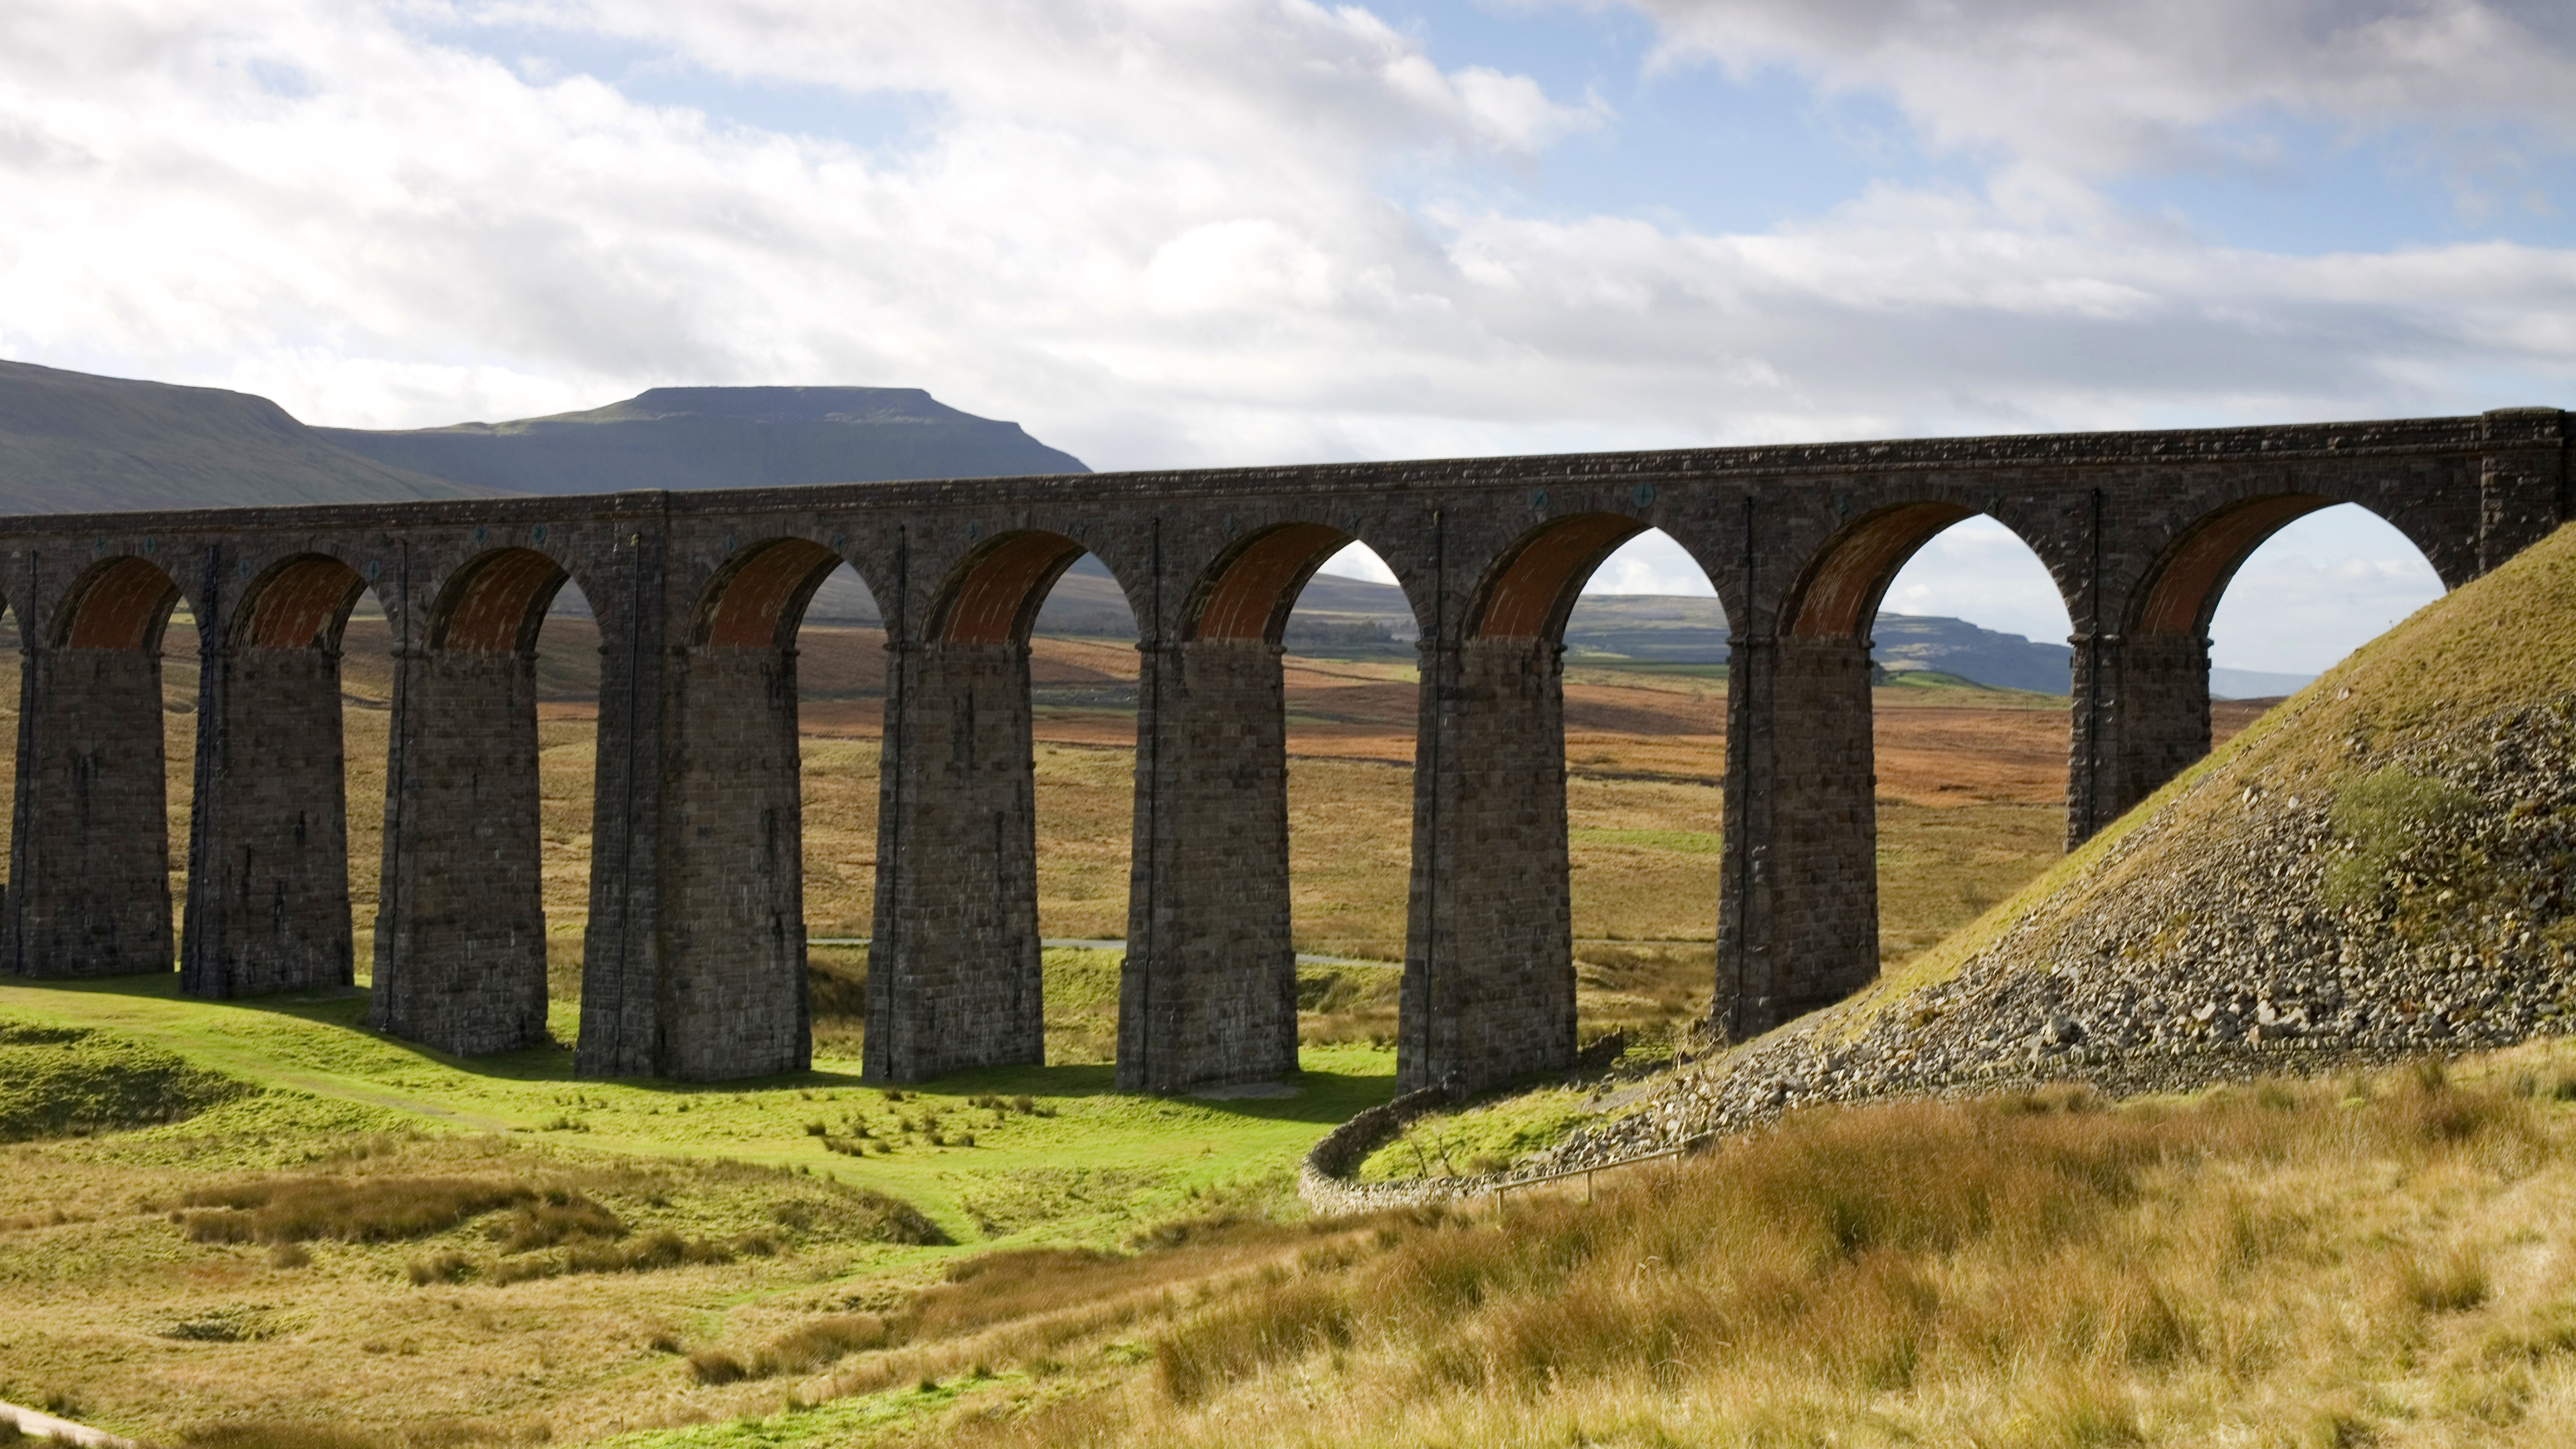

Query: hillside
left=1542, top=517, right=2576, bottom=1165
left=0, top=360, right=488, bottom=513
left=319, top=386, right=1087, bottom=495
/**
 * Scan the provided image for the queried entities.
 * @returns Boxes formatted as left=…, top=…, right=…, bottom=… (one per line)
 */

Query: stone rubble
left=1307, top=696, right=2576, bottom=1207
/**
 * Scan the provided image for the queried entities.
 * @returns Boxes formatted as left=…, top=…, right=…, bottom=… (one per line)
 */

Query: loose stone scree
left=0, top=411, right=2563, bottom=1093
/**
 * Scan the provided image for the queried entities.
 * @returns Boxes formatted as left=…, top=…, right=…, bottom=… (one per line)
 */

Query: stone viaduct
left=0, top=410, right=2563, bottom=1095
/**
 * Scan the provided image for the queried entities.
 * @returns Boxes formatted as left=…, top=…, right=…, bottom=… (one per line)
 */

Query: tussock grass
left=176, top=1176, right=536, bottom=1245
left=875, top=1049, right=2576, bottom=1448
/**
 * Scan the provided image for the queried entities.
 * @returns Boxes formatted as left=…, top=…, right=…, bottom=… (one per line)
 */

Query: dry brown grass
left=852, top=1043, right=2576, bottom=1448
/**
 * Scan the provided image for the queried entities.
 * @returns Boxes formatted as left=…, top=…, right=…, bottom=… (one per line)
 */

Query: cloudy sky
left=6, top=1, right=2569, bottom=673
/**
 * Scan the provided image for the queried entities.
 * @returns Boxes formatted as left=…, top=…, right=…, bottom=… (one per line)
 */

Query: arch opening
left=1267, top=536, right=1417, bottom=979
left=791, top=559, right=889, bottom=1063
left=2190, top=501, right=2445, bottom=696
left=1525, top=523, right=1731, bottom=1055
left=1756, top=512, right=2078, bottom=1028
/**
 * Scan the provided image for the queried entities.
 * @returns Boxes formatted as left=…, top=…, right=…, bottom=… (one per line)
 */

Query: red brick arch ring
left=237, top=553, right=373, bottom=651
left=1185, top=522, right=1371, bottom=643
left=693, top=538, right=859, bottom=649
left=50, top=555, right=190, bottom=651
left=1782, top=502, right=1991, bottom=641
left=427, top=548, right=576, bottom=653
left=2123, top=494, right=2426, bottom=639
left=1466, top=513, right=1650, bottom=641
left=930, top=531, right=1093, bottom=645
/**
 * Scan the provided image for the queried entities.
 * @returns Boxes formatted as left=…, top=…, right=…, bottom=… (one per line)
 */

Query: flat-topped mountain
left=0, top=360, right=486, bottom=514
left=318, top=385, right=1088, bottom=495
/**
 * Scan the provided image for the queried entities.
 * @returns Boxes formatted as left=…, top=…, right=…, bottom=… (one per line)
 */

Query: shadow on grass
left=6, top=969, right=1399, bottom=1123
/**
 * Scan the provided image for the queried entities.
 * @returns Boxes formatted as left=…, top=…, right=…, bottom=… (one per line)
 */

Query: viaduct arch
left=0, top=409, right=2561, bottom=1093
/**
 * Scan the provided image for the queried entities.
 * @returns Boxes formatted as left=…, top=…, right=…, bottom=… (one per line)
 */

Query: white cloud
left=1583, top=529, right=1717, bottom=598
left=1879, top=518, right=2073, bottom=646
left=1607, top=0, right=2576, bottom=180
left=0, top=0, right=2567, bottom=676
left=2208, top=503, right=2445, bottom=674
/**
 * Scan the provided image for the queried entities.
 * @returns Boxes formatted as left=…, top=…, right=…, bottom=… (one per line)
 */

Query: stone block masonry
left=0, top=409, right=2555, bottom=1092
left=1120, top=637, right=1301, bottom=1093
left=369, top=650, right=550, bottom=1057
left=865, top=639, right=1045, bottom=1081
left=1401, top=638, right=1578, bottom=1093
left=10, top=648, right=172, bottom=977
left=1745, top=637, right=1881, bottom=1028
left=661, top=645, right=810, bottom=1079
left=182, top=645, right=356, bottom=998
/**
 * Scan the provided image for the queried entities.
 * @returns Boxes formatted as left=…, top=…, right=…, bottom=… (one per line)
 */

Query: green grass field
left=0, top=971, right=1397, bottom=1249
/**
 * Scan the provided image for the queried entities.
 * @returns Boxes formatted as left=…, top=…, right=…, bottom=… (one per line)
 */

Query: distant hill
left=799, top=559, right=2096, bottom=694
left=319, top=386, right=1087, bottom=496
left=2210, top=665, right=2316, bottom=699
left=0, top=360, right=488, bottom=514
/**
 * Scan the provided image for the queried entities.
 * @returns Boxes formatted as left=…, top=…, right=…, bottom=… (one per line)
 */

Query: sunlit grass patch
left=1355, top=1086, right=1599, bottom=1181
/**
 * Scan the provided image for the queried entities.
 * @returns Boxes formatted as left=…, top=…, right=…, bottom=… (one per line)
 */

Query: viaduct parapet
left=1, top=410, right=2564, bottom=1093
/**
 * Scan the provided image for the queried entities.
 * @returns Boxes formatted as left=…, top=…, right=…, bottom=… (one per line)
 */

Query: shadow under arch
left=50, top=553, right=187, bottom=650
left=694, top=537, right=853, bottom=649
left=1466, top=513, right=1648, bottom=641
left=13, top=554, right=193, bottom=980
left=930, top=530, right=1093, bottom=645
left=1784, top=502, right=1979, bottom=640
left=428, top=546, right=574, bottom=652
left=238, top=551, right=373, bottom=650
left=180, top=552, right=390, bottom=1003
left=371, top=545, right=589, bottom=1062
left=1188, top=521, right=1362, bottom=643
